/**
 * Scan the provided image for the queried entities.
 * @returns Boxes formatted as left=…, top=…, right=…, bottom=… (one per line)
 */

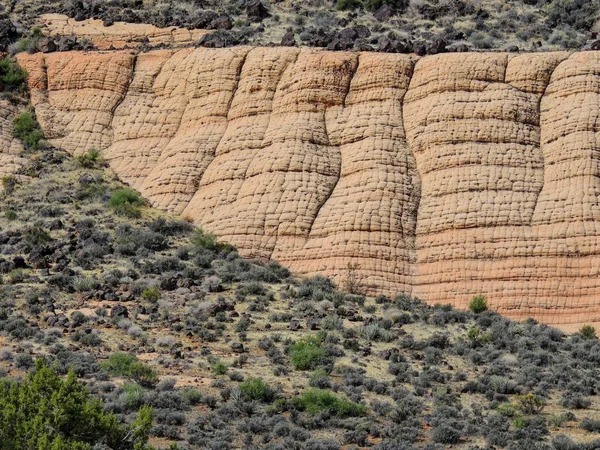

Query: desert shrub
left=15, top=353, right=34, bottom=370
left=469, top=296, right=488, bottom=313
left=360, top=322, right=395, bottom=342
left=4, top=209, right=17, bottom=220
left=581, top=417, right=600, bottom=432
left=13, top=111, right=43, bottom=151
left=0, top=58, right=27, bottom=93
left=72, top=275, right=98, bottom=292
left=11, top=27, right=43, bottom=54
left=292, top=388, right=366, bottom=417
left=321, top=315, right=343, bottom=331
left=182, top=387, right=202, bottom=405
left=114, top=225, right=168, bottom=255
left=559, top=393, right=591, bottom=410
left=0, top=360, right=153, bottom=449
left=309, top=369, right=331, bottom=389
left=141, top=287, right=161, bottom=302
left=579, top=325, right=597, bottom=340
left=102, top=352, right=158, bottom=388
left=109, top=188, right=144, bottom=217
left=212, top=360, right=228, bottom=375
left=238, top=377, right=276, bottom=403
left=193, top=227, right=227, bottom=252
left=148, top=217, right=194, bottom=236
left=335, top=0, right=362, bottom=10
left=76, top=147, right=101, bottom=168
left=515, top=393, right=545, bottom=414
left=547, top=0, right=597, bottom=31
left=24, top=226, right=51, bottom=246
left=289, top=335, right=328, bottom=370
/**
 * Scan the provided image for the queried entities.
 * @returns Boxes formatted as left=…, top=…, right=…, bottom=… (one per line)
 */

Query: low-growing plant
left=515, top=393, right=545, bottom=414
left=13, top=111, right=43, bottom=151
left=238, top=377, right=276, bottom=403
left=102, top=352, right=158, bottom=388
left=579, top=325, right=597, bottom=340
left=109, top=188, right=144, bottom=217
left=0, top=57, right=27, bottom=92
left=141, top=287, right=161, bottom=302
left=212, top=360, right=228, bottom=375
left=292, top=388, right=366, bottom=417
left=289, top=335, right=328, bottom=370
left=76, top=147, right=102, bottom=168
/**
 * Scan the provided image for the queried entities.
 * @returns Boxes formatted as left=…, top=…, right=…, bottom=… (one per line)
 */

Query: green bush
left=238, top=377, right=276, bottom=403
left=102, top=352, right=158, bottom=387
left=292, top=388, right=366, bottom=417
left=515, top=393, right=545, bottom=415
left=12, top=27, right=43, bottom=54
left=469, top=296, right=488, bottom=314
left=109, top=188, right=144, bottom=218
left=4, top=209, right=17, bottom=220
left=193, top=228, right=231, bottom=252
left=335, top=0, right=363, bottom=10
left=141, top=287, right=161, bottom=302
left=579, top=325, right=597, bottom=340
left=289, top=335, right=327, bottom=370
left=13, top=111, right=43, bottom=151
left=0, top=58, right=27, bottom=92
left=0, top=360, right=153, bottom=450
left=212, top=360, right=228, bottom=375
left=76, top=147, right=101, bottom=168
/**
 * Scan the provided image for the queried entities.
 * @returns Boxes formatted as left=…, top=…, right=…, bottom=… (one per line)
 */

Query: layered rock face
left=15, top=48, right=600, bottom=328
left=37, top=14, right=211, bottom=50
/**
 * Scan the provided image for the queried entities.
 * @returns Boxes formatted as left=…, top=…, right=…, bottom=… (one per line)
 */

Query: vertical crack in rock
left=182, top=48, right=251, bottom=212
left=108, top=52, right=137, bottom=145
left=400, top=58, right=420, bottom=295
left=304, top=53, right=359, bottom=241
left=140, top=47, right=251, bottom=213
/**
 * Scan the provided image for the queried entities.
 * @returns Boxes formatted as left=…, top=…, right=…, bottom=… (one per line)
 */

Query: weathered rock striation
left=14, top=47, right=600, bottom=328
left=37, top=14, right=211, bottom=50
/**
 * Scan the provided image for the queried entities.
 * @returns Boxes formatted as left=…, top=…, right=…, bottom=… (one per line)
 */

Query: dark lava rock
left=374, top=4, right=393, bottom=21
left=281, top=30, right=296, bottom=46
left=211, top=15, right=233, bottom=30
left=289, top=319, right=301, bottom=331
left=192, top=10, right=218, bottom=28
left=506, top=45, right=519, bottom=52
left=37, top=37, right=57, bottom=53
left=246, top=0, right=271, bottom=22
left=590, top=40, right=600, bottom=50
left=426, top=38, right=447, bottom=54
left=199, top=30, right=242, bottom=48
left=110, top=304, right=128, bottom=318
left=354, top=25, right=371, bottom=39
left=230, top=342, right=245, bottom=353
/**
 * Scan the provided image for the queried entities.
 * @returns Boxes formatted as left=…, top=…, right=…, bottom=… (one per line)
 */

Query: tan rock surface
left=0, top=100, right=26, bottom=180
left=37, top=14, right=211, bottom=50
left=17, top=47, right=600, bottom=327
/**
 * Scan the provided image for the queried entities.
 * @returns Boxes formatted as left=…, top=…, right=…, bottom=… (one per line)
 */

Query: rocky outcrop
left=37, top=14, right=211, bottom=50
left=15, top=47, right=600, bottom=328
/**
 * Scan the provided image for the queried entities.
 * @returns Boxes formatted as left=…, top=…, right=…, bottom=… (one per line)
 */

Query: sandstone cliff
left=14, top=47, right=600, bottom=328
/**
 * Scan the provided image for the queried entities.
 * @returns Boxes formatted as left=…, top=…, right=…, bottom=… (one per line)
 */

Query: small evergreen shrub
left=469, top=296, right=488, bottom=314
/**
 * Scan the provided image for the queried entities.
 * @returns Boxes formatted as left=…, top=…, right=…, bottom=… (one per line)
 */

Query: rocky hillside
left=3, top=97, right=600, bottom=450
left=7, top=40, right=600, bottom=330
left=2, top=0, right=600, bottom=53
